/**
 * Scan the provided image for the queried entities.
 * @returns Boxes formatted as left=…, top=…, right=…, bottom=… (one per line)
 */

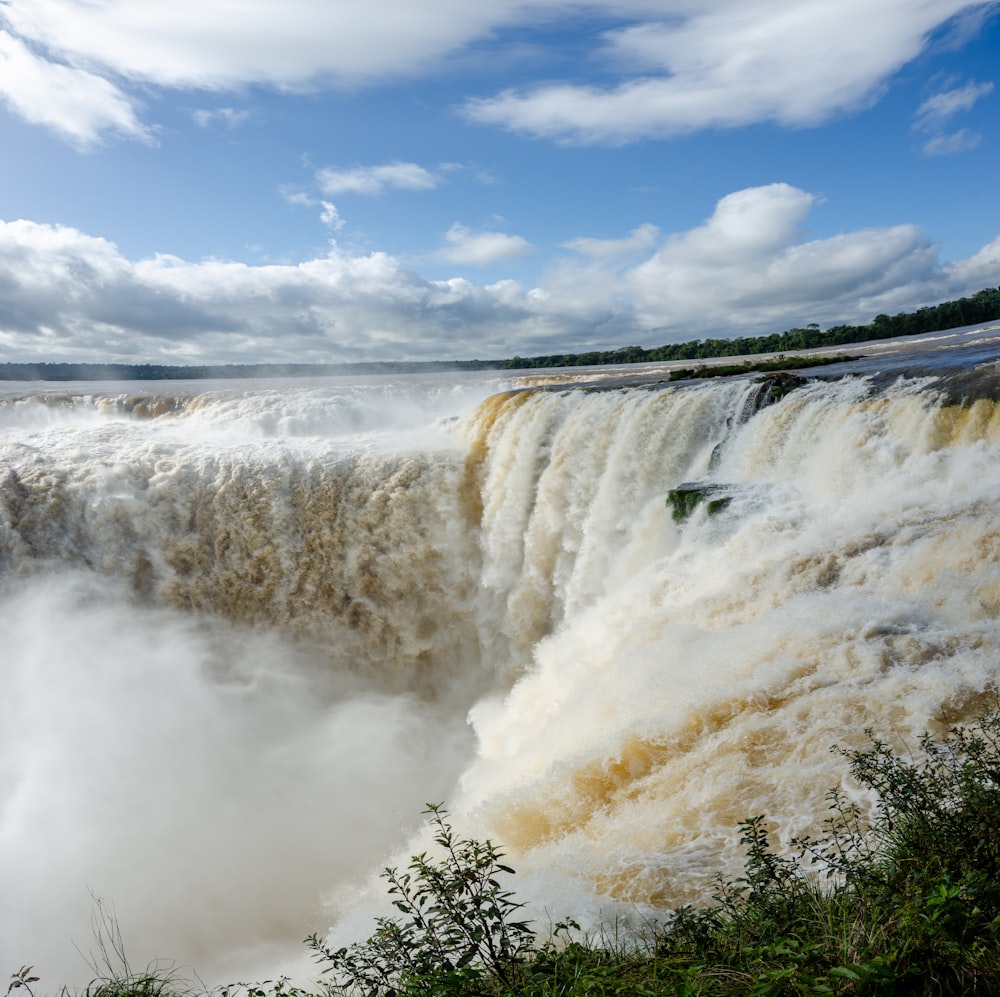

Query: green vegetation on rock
left=666, top=484, right=734, bottom=523
left=668, top=360, right=836, bottom=383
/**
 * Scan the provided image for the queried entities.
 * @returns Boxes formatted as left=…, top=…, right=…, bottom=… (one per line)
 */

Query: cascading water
left=455, top=370, right=1000, bottom=924
left=3, top=336, right=1000, bottom=984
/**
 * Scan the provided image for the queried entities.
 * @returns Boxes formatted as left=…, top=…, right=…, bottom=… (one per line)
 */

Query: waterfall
left=3, top=353, right=1000, bottom=982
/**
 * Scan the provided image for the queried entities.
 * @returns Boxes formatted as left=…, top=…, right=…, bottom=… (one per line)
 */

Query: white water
left=3, top=348, right=1000, bottom=983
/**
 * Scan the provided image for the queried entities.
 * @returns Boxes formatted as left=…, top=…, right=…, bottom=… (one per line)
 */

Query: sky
left=0, top=0, right=999, bottom=365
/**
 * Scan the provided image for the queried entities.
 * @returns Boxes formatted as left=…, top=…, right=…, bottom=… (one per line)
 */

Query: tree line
left=1, top=287, right=998, bottom=380
left=498, top=286, right=1000, bottom=369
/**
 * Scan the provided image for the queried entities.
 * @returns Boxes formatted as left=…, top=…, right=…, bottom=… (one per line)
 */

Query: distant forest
left=498, top=285, right=1000, bottom=370
left=1, top=286, right=999, bottom=381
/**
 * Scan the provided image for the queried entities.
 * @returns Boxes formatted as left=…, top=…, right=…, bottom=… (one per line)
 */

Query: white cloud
left=2, top=0, right=995, bottom=145
left=279, top=186, right=316, bottom=208
left=280, top=188, right=347, bottom=232
left=921, top=127, right=983, bottom=154
left=912, top=78, right=993, bottom=154
left=0, top=0, right=521, bottom=87
left=563, top=224, right=660, bottom=260
left=437, top=161, right=501, bottom=185
left=0, top=218, right=555, bottom=363
left=435, top=224, right=534, bottom=266
left=0, top=188, right=997, bottom=364
left=0, top=29, right=152, bottom=146
left=914, top=79, right=994, bottom=128
left=320, top=202, right=346, bottom=230
left=192, top=107, right=251, bottom=129
left=623, top=184, right=955, bottom=332
left=649, top=184, right=818, bottom=265
left=465, top=0, right=993, bottom=143
left=317, top=162, right=438, bottom=196
left=947, top=234, right=1000, bottom=286
left=0, top=0, right=547, bottom=143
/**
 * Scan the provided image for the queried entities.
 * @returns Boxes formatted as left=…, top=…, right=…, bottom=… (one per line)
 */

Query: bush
left=657, top=709, right=1000, bottom=995
left=307, top=804, right=534, bottom=995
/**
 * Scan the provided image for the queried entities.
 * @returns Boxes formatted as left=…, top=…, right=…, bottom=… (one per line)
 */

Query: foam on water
left=454, top=375, right=1000, bottom=928
left=3, top=355, right=1000, bottom=982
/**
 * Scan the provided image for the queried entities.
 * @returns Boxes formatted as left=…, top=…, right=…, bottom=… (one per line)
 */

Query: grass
left=13, top=709, right=1000, bottom=996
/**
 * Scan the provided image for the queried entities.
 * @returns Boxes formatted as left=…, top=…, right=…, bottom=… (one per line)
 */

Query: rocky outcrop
left=666, top=482, right=734, bottom=523
left=749, top=371, right=805, bottom=411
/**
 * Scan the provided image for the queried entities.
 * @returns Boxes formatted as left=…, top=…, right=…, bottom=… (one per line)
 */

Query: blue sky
left=0, top=0, right=998, bottom=364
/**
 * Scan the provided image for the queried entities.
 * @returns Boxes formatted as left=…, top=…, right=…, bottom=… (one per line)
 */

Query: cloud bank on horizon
left=0, top=0, right=998, bottom=363
left=3, top=184, right=998, bottom=364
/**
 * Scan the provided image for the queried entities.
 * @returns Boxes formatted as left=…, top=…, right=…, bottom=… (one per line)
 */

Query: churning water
left=4, top=327, right=1000, bottom=983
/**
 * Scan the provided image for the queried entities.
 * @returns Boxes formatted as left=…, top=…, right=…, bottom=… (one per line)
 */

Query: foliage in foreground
left=306, top=804, right=535, bottom=994
left=13, top=710, right=1000, bottom=997
left=7, top=902, right=205, bottom=997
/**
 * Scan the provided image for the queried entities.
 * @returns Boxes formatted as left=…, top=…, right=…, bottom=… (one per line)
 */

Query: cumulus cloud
left=317, top=162, right=439, bottom=196
left=947, top=233, right=1000, bottom=286
left=465, top=0, right=994, bottom=143
left=623, top=184, right=955, bottom=332
left=0, top=219, right=555, bottom=363
left=279, top=188, right=347, bottom=233
left=319, top=202, right=346, bottom=230
left=0, top=186, right=997, bottom=364
left=563, top=224, right=660, bottom=260
left=435, top=223, right=534, bottom=266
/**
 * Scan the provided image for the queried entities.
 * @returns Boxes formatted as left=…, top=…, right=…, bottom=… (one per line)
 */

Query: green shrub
left=307, top=804, right=534, bottom=995
left=660, top=709, right=1000, bottom=995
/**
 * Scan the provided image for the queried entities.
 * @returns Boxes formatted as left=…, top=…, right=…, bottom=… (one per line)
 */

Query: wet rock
left=748, top=371, right=805, bottom=412
left=666, top=482, right=734, bottom=523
